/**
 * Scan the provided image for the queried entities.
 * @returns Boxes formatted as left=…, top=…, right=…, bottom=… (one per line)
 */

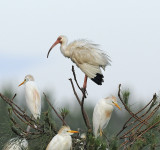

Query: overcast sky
left=0, top=0, right=160, bottom=107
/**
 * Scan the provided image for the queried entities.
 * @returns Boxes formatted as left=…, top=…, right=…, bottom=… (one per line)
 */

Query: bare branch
left=72, top=65, right=87, bottom=98
left=43, top=92, right=67, bottom=126
left=117, top=93, right=157, bottom=136
left=118, top=84, right=148, bottom=124
left=117, top=85, right=160, bottom=149
left=69, top=66, right=91, bottom=130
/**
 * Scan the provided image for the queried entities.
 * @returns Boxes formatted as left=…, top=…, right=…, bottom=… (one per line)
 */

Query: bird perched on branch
left=47, top=35, right=111, bottom=89
left=93, top=96, right=121, bottom=138
left=3, top=137, right=28, bottom=150
left=46, top=126, right=79, bottom=150
left=19, top=74, right=41, bottom=120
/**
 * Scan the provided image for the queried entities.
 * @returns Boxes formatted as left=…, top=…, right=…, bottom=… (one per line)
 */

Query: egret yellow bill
left=92, top=96, right=121, bottom=138
left=19, top=74, right=41, bottom=120
left=46, top=126, right=79, bottom=150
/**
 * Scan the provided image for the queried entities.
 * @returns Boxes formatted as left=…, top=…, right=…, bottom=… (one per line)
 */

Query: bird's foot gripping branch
left=69, top=65, right=91, bottom=130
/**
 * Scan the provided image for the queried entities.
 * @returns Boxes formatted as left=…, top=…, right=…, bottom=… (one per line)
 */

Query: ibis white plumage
left=19, top=75, right=41, bottom=120
left=47, top=35, right=111, bottom=89
left=92, top=96, right=121, bottom=138
left=46, top=126, right=79, bottom=150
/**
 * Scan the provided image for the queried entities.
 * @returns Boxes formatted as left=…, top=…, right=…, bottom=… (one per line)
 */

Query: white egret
left=46, top=126, right=79, bottom=150
left=93, top=96, right=121, bottom=138
left=47, top=35, right=111, bottom=89
left=19, top=74, right=41, bottom=120
left=2, top=137, right=28, bottom=150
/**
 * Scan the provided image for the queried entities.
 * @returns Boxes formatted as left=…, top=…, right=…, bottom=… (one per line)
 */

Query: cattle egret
left=46, top=126, right=79, bottom=150
left=47, top=35, right=111, bottom=89
left=3, top=137, right=28, bottom=150
left=19, top=75, right=41, bottom=120
left=93, top=96, right=121, bottom=138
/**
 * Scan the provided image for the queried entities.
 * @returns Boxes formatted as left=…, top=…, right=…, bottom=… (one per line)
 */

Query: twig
left=43, top=92, right=67, bottom=126
left=117, top=94, right=157, bottom=137
left=0, top=93, right=43, bottom=133
left=72, top=66, right=87, bottom=98
left=127, top=119, right=160, bottom=148
left=69, top=78, right=81, bottom=105
left=120, top=104, right=159, bottom=140
left=69, top=78, right=91, bottom=129
left=118, top=84, right=148, bottom=125
left=69, top=67, right=91, bottom=129
left=117, top=85, right=160, bottom=149
left=72, top=66, right=82, bottom=92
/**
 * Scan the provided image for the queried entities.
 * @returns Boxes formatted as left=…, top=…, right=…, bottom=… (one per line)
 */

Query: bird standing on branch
left=46, top=126, right=79, bottom=150
left=47, top=35, right=111, bottom=89
left=19, top=75, right=41, bottom=120
left=93, top=96, right=121, bottom=138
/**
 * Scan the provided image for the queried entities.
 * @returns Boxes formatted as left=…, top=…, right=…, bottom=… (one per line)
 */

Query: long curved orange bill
left=18, top=80, right=25, bottom=87
left=68, top=130, right=79, bottom=133
left=47, top=39, right=60, bottom=58
left=114, top=103, right=121, bottom=110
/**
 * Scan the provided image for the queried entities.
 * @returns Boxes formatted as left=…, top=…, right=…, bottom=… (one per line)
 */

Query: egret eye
left=112, top=101, right=114, bottom=104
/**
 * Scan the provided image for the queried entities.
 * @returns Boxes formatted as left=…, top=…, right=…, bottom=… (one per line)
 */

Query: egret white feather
left=19, top=75, right=41, bottom=120
left=93, top=96, right=121, bottom=138
left=46, top=126, right=78, bottom=150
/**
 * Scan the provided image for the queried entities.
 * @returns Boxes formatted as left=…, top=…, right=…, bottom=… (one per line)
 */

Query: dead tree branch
left=0, top=93, right=44, bottom=139
left=43, top=92, right=67, bottom=126
left=116, top=84, right=160, bottom=149
left=118, top=84, right=148, bottom=125
left=69, top=66, right=91, bottom=130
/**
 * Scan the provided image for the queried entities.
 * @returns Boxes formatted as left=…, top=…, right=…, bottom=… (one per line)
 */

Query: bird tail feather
left=79, top=64, right=104, bottom=85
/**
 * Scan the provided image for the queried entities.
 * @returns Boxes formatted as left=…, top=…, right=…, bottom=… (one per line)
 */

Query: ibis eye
left=58, top=37, right=62, bottom=41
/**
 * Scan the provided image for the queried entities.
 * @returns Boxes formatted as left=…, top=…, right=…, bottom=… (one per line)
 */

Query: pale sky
left=0, top=0, right=160, bottom=107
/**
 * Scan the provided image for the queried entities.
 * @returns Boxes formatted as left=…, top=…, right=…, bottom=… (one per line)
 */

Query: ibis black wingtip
left=91, top=73, right=104, bottom=85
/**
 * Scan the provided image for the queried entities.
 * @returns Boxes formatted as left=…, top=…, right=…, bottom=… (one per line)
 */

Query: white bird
left=46, top=126, right=79, bottom=150
left=3, top=137, right=28, bottom=150
left=93, top=96, right=121, bottom=138
left=47, top=35, right=111, bottom=89
left=19, top=74, right=41, bottom=120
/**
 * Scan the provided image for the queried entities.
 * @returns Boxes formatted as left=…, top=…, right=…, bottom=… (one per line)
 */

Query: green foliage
left=85, top=132, right=107, bottom=150
left=0, top=89, right=15, bottom=149
left=131, top=129, right=159, bottom=150
left=1, top=87, right=160, bottom=150
left=59, top=107, right=69, bottom=120
left=148, top=114, right=160, bottom=128
left=122, top=89, right=130, bottom=106
left=109, top=136, right=120, bottom=150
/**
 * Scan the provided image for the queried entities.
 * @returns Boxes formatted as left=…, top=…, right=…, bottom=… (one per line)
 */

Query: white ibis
left=47, top=35, right=111, bottom=89
left=19, top=74, right=41, bottom=120
left=92, top=96, right=121, bottom=138
left=3, top=137, right=28, bottom=150
left=46, top=126, right=79, bottom=150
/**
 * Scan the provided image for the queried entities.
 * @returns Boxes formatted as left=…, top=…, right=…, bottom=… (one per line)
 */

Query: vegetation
left=0, top=67, right=160, bottom=150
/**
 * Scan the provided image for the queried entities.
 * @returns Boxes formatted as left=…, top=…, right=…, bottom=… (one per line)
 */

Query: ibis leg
left=100, top=128, right=103, bottom=136
left=83, top=75, right=88, bottom=90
